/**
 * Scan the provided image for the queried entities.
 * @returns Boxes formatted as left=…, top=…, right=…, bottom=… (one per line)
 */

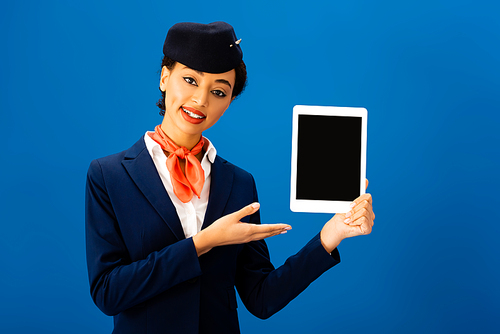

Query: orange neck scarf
left=148, top=125, right=205, bottom=203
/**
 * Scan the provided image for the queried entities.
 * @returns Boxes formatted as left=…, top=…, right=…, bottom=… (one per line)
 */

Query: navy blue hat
left=163, top=21, right=243, bottom=74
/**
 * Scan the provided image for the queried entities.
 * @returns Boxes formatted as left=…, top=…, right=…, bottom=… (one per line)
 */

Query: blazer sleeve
left=235, top=176, right=341, bottom=319
left=85, top=159, right=202, bottom=316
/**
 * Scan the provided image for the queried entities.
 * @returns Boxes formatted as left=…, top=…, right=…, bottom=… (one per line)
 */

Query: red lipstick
left=181, top=106, right=206, bottom=124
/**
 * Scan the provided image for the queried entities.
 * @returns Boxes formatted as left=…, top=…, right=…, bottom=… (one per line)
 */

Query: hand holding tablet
left=320, top=189, right=375, bottom=253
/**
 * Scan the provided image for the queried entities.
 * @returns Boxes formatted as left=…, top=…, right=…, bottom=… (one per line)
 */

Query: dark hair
left=156, top=56, right=247, bottom=116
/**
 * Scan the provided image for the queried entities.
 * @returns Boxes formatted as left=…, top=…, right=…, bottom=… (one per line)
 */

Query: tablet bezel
left=290, top=105, right=367, bottom=213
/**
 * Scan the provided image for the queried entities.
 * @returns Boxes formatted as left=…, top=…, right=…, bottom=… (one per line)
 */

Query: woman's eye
left=212, top=90, right=226, bottom=98
left=183, top=77, right=197, bottom=86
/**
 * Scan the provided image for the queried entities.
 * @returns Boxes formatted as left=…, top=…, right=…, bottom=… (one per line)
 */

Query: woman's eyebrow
left=215, top=79, right=232, bottom=89
left=192, top=69, right=232, bottom=89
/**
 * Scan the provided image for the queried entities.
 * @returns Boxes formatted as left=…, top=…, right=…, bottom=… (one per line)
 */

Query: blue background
left=2, top=0, right=499, bottom=333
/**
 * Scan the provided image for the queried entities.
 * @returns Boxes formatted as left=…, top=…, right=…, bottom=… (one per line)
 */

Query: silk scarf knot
left=148, top=125, right=205, bottom=203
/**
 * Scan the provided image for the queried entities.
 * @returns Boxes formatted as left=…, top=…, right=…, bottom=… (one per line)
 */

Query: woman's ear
left=159, top=66, right=171, bottom=92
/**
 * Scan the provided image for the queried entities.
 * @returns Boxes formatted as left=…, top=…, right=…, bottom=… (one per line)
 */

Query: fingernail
left=350, top=202, right=356, bottom=208
left=344, top=218, right=351, bottom=224
left=345, top=211, right=351, bottom=218
left=280, top=230, right=288, bottom=234
left=284, top=226, right=292, bottom=230
left=251, top=203, right=260, bottom=209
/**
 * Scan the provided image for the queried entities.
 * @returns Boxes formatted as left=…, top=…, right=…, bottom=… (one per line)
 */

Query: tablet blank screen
left=296, top=115, right=361, bottom=201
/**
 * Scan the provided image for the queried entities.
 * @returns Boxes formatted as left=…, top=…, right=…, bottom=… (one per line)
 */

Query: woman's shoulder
left=88, top=137, right=146, bottom=172
left=213, top=155, right=256, bottom=183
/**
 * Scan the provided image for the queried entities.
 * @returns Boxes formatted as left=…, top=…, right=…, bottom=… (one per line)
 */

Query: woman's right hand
left=192, top=203, right=291, bottom=256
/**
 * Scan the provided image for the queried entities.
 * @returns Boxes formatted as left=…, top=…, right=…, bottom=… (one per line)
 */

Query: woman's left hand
left=192, top=202, right=291, bottom=256
left=319, top=179, right=375, bottom=253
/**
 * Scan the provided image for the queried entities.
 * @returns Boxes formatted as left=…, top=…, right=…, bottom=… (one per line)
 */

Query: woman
left=85, top=21, right=374, bottom=334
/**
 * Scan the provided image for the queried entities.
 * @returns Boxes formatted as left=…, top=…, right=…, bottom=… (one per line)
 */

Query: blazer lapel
left=121, top=137, right=185, bottom=241
left=202, top=156, right=234, bottom=229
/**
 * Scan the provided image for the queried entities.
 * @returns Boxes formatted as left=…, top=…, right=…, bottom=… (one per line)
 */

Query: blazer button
left=188, top=277, right=198, bottom=284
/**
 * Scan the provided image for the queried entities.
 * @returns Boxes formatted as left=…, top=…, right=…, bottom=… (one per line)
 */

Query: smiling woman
left=158, top=63, right=235, bottom=148
left=156, top=51, right=248, bottom=117
left=85, top=21, right=374, bottom=334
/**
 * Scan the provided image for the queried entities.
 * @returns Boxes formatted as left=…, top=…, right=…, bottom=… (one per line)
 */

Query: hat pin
left=230, top=39, right=242, bottom=47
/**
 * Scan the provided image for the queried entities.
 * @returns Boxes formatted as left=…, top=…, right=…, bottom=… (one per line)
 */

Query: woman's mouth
left=182, top=107, right=205, bottom=119
left=181, top=106, right=206, bottom=124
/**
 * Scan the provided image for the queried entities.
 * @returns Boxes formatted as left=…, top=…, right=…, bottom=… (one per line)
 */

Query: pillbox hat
left=163, top=21, right=243, bottom=73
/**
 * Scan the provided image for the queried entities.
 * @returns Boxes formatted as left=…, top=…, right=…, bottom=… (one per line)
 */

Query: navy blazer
left=85, top=137, right=340, bottom=334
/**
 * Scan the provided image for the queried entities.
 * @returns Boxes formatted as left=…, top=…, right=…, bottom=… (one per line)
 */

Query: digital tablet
left=290, top=105, right=367, bottom=213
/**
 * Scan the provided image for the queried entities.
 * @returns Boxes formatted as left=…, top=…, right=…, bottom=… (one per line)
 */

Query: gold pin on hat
left=230, top=39, right=242, bottom=47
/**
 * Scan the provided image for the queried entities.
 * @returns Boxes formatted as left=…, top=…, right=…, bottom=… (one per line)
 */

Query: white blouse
left=144, top=132, right=217, bottom=238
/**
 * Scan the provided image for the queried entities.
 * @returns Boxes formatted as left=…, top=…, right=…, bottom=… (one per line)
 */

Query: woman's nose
left=191, top=89, right=208, bottom=107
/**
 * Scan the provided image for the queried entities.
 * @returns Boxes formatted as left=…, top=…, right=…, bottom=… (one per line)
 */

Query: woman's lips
left=181, top=106, right=206, bottom=124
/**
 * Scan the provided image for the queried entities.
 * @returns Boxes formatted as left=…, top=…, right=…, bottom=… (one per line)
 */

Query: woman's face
left=159, top=62, right=235, bottom=142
